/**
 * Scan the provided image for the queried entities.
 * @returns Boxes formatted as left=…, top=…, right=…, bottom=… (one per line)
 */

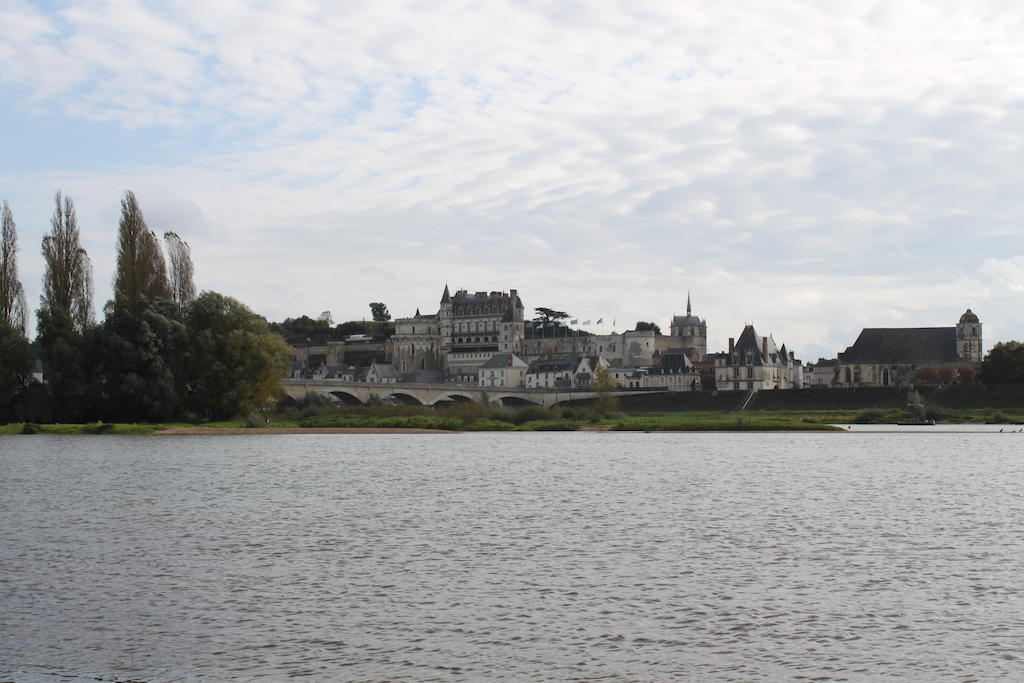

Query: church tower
left=669, top=293, right=708, bottom=361
left=956, top=309, right=982, bottom=363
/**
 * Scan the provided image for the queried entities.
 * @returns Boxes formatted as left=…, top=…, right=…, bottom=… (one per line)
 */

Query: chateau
left=289, top=284, right=984, bottom=394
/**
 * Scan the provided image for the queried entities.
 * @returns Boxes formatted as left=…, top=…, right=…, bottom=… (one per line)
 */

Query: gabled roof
left=839, top=327, right=958, bottom=364
left=480, top=353, right=528, bottom=369
left=368, top=362, right=401, bottom=378
left=732, top=325, right=788, bottom=366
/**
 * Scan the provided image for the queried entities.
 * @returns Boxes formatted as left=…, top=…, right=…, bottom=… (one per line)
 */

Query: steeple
left=441, top=283, right=451, bottom=304
left=687, top=292, right=691, bottom=317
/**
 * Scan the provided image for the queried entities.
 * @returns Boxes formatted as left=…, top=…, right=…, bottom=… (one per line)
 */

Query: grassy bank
left=4, top=405, right=1020, bottom=435
left=0, top=422, right=159, bottom=435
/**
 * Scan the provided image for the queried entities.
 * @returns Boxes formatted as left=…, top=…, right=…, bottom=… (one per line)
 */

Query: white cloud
left=2, top=0, right=1023, bottom=351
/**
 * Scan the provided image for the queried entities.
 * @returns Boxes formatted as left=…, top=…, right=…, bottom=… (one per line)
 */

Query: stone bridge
left=282, top=379, right=661, bottom=408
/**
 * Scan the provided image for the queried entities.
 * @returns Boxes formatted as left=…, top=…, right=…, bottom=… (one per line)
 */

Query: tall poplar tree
left=164, top=231, right=196, bottom=314
left=114, top=190, right=170, bottom=306
left=0, top=200, right=27, bottom=334
left=41, top=191, right=93, bottom=332
left=38, top=191, right=94, bottom=421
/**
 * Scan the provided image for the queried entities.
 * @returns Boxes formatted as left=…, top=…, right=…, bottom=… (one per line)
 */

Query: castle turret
left=956, top=309, right=982, bottom=363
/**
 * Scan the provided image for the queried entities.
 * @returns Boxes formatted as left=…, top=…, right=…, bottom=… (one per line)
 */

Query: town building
left=479, top=353, right=529, bottom=388
left=646, top=349, right=701, bottom=391
left=715, top=325, right=801, bottom=391
left=834, top=309, right=982, bottom=387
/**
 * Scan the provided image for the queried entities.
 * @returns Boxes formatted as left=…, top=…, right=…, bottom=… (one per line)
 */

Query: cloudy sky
left=2, top=0, right=1022, bottom=360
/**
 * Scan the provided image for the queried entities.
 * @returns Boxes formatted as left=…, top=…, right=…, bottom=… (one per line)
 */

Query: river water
left=1, top=432, right=1022, bottom=680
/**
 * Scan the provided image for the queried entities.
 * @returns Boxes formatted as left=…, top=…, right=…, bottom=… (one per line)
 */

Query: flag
left=571, top=319, right=578, bottom=325
left=596, top=318, right=603, bottom=325
left=583, top=319, right=591, bottom=325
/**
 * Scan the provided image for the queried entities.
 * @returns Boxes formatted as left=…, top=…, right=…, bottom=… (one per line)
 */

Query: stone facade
left=835, top=309, right=982, bottom=388
left=669, top=294, right=708, bottom=361
left=392, top=285, right=526, bottom=376
left=715, top=325, right=801, bottom=391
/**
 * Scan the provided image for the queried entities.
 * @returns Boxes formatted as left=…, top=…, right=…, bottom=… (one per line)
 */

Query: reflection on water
left=1, top=432, right=1023, bottom=680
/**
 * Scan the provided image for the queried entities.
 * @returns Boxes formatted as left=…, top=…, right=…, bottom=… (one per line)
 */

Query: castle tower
left=498, top=289, right=526, bottom=354
left=669, top=292, right=708, bottom=361
left=439, top=283, right=453, bottom=344
left=956, top=309, right=982, bottom=363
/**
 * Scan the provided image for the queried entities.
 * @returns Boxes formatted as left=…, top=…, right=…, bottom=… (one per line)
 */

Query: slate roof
left=368, top=362, right=401, bottom=378
left=480, top=353, right=528, bottom=369
left=731, top=326, right=777, bottom=365
left=649, top=349, right=696, bottom=374
left=838, top=327, right=958, bottom=364
left=527, top=359, right=574, bottom=374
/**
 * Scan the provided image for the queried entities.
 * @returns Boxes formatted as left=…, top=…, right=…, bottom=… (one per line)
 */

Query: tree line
left=0, top=191, right=290, bottom=424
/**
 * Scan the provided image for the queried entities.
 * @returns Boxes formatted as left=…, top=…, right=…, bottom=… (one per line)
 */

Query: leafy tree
left=164, top=231, right=196, bottom=315
left=958, top=365, right=976, bottom=385
left=318, top=310, right=333, bottom=326
left=0, top=201, right=27, bottom=333
left=36, top=306, right=90, bottom=422
left=978, top=341, right=1024, bottom=384
left=41, top=191, right=93, bottom=332
left=369, top=302, right=391, bottom=322
left=534, top=307, right=569, bottom=325
left=335, top=321, right=367, bottom=336
left=88, top=299, right=186, bottom=422
left=0, top=322, right=33, bottom=423
left=634, top=321, right=661, bottom=335
left=591, top=364, right=619, bottom=415
left=183, top=292, right=292, bottom=420
left=114, top=190, right=170, bottom=305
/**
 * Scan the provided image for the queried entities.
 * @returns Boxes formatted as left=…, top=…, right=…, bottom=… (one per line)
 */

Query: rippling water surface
left=2, top=432, right=1023, bottom=680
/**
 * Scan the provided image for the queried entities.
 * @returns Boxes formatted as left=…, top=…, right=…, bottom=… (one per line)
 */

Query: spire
left=441, top=283, right=450, bottom=304
left=686, top=291, right=691, bottom=317
left=415, top=307, right=421, bottom=317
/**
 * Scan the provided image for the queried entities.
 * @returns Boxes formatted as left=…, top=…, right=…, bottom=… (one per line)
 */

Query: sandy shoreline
left=154, top=427, right=460, bottom=435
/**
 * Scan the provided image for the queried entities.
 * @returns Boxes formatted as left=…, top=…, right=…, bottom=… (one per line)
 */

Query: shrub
left=83, top=422, right=114, bottom=434
left=854, top=409, right=886, bottom=424
left=990, top=411, right=1011, bottom=424
left=20, top=423, right=40, bottom=434
left=510, top=405, right=551, bottom=425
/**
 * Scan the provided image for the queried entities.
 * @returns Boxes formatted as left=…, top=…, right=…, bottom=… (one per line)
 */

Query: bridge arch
left=386, top=392, right=424, bottom=406
left=496, top=395, right=542, bottom=407
left=329, top=390, right=363, bottom=405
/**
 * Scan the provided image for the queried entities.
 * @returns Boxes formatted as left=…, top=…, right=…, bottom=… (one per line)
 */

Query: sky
left=2, top=0, right=1023, bottom=361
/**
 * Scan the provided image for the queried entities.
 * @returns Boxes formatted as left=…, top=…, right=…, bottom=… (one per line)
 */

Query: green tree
left=183, top=292, right=292, bottom=420
left=41, top=191, right=93, bottom=332
left=114, top=190, right=170, bottom=306
left=534, top=307, right=569, bottom=325
left=634, top=321, right=661, bottom=335
left=591, top=364, right=619, bottom=415
left=0, top=321, right=33, bottom=423
left=978, top=341, right=1024, bottom=384
left=369, top=302, right=391, bottom=322
left=89, top=299, right=186, bottom=422
left=164, top=231, right=196, bottom=315
left=36, top=306, right=90, bottom=422
left=0, top=201, right=27, bottom=333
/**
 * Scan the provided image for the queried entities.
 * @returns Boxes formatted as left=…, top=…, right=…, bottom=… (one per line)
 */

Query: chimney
left=728, top=338, right=734, bottom=354
left=762, top=337, right=768, bottom=359
left=510, top=289, right=517, bottom=298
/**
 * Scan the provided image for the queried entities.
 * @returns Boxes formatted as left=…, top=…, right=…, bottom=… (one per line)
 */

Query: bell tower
left=956, top=309, right=982, bottom=363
